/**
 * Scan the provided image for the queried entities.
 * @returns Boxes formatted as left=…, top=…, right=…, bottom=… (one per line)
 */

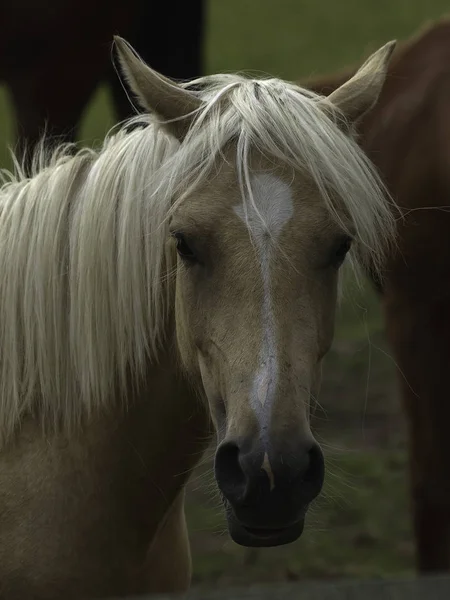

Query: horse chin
left=224, top=505, right=305, bottom=548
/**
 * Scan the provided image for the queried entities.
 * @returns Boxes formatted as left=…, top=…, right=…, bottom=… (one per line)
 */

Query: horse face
left=171, top=153, right=349, bottom=546
left=116, top=35, right=395, bottom=546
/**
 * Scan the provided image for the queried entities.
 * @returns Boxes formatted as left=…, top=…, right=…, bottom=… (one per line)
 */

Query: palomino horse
left=306, top=17, right=450, bottom=574
left=0, top=37, right=395, bottom=598
left=2, top=0, right=204, bottom=161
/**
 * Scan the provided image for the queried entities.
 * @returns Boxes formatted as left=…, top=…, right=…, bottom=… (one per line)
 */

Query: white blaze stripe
left=234, top=173, right=294, bottom=439
left=262, top=452, right=276, bottom=492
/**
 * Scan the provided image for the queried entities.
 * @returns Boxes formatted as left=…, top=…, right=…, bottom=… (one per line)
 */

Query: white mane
left=0, top=71, right=395, bottom=444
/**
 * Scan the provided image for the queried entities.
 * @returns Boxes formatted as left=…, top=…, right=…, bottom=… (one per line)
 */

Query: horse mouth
left=226, top=512, right=305, bottom=547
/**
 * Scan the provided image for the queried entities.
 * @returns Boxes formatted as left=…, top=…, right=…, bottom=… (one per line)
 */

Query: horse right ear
left=318, top=40, right=396, bottom=128
left=113, top=36, right=202, bottom=141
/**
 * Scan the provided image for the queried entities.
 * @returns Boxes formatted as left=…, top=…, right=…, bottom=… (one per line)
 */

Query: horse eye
left=332, top=236, right=352, bottom=267
left=173, top=233, right=196, bottom=261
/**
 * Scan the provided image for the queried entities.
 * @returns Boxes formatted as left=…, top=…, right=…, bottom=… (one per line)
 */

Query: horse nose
left=214, top=438, right=325, bottom=512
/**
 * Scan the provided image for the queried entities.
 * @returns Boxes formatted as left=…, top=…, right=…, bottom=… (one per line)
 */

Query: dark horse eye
left=333, top=236, right=352, bottom=266
left=173, top=233, right=196, bottom=261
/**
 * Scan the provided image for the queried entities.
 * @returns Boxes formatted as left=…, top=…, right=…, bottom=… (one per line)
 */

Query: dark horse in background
left=306, top=17, right=450, bottom=575
left=1, top=0, right=204, bottom=160
left=3, top=0, right=450, bottom=579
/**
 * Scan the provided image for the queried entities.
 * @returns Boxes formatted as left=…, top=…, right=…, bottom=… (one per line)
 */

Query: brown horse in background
left=1, top=0, right=204, bottom=162
left=306, top=17, right=450, bottom=574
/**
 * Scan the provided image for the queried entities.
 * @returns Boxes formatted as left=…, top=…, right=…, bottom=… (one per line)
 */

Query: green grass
left=206, top=0, right=449, bottom=79
left=1, top=0, right=446, bottom=587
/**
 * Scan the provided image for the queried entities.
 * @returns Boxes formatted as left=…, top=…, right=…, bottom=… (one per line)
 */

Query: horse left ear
left=113, top=36, right=202, bottom=141
left=319, top=40, right=396, bottom=126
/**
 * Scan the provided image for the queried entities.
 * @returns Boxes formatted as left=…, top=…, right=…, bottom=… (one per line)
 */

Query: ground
left=1, top=0, right=449, bottom=590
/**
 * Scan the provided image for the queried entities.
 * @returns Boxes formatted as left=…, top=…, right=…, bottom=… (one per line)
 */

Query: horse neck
left=0, top=347, right=212, bottom=592
left=123, top=343, right=213, bottom=495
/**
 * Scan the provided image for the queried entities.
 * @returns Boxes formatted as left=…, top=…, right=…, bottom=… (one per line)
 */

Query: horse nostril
left=215, top=439, right=325, bottom=512
left=214, top=441, right=247, bottom=503
left=302, top=443, right=325, bottom=491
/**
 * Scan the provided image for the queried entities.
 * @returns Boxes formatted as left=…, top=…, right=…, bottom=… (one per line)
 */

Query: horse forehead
left=233, top=173, right=294, bottom=239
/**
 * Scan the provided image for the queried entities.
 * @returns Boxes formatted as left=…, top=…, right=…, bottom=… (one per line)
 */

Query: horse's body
left=0, top=37, right=394, bottom=598
left=2, top=0, right=204, bottom=159
left=306, top=18, right=450, bottom=573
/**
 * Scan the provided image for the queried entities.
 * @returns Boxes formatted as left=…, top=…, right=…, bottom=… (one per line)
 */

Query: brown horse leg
left=383, top=289, right=450, bottom=572
left=143, top=490, right=192, bottom=593
left=8, top=45, right=107, bottom=170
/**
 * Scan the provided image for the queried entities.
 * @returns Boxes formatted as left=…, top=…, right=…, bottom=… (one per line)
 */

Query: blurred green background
left=1, top=0, right=448, bottom=589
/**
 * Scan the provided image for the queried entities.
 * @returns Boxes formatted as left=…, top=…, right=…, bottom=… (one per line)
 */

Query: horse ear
left=113, top=36, right=202, bottom=141
left=319, top=40, right=396, bottom=127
